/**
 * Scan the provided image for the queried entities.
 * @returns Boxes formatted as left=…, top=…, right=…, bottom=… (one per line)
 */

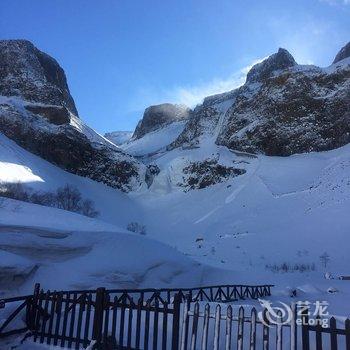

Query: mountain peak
left=246, top=48, right=297, bottom=83
left=0, top=39, right=78, bottom=116
left=132, top=103, right=191, bottom=140
left=333, top=42, right=350, bottom=64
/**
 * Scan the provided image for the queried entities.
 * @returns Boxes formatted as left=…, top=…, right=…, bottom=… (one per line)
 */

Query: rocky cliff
left=171, top=43, right=350, bottom=156
left=132, top=103, right=190, bottom=140
left=0, top=40, right=146, bottom=192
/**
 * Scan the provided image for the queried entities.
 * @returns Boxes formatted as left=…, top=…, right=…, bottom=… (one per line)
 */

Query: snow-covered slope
left=121, top=120, right=187, bottom=157
left=0, top=132, right=140, bottom=227
left=0, top=198, right=233, bottom=297
left=104, top=131, right=133, bottom=146
left=127, top=140, right=350, bottom=315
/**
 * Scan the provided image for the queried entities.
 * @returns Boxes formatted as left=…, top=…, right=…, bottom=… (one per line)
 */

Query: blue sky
left=0, top=0, right=349, bottom=133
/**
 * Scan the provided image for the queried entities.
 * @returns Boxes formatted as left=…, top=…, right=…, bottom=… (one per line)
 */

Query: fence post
left=92, top=287, right=106, bottom=348
left=27, top=283, right=40, bottom=330
left=301, top=304, right=310, bottom=350
left=330, top=317, right=338, bottom=350
left=172, top=293, right=181, bottom=350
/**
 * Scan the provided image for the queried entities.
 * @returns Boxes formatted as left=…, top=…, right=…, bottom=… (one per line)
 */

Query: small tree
left=320, top=252, right=330, bottom=269
left=0, top=182, right=29, bottom=201
left=127, top=222, right=146, bottom=235
left=55, top=184, right=82, bottom=211
left=81, top=199, right=99, bottom=218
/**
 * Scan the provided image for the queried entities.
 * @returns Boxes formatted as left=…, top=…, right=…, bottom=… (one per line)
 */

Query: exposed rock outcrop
left=0, top=39, right=78, bottom=115
left=333, top=42, right=350, bottom=64
left=178, top=159, right=245, bottom=191
left=133, top=103, right=190, bottom=140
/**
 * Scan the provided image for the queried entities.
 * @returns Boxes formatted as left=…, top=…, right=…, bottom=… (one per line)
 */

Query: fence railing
left=2, top=284, right=350, bottom=349
left=0, top=294, right=32, bottom=338
left=0, top=283, right=273, bottom=349
left=180, top=300, right=350, bottom=350
left=98, top=283, right=274, bottom=305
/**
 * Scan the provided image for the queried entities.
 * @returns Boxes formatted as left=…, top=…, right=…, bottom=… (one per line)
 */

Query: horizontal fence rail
left=104, top=284, right=274, bottom=305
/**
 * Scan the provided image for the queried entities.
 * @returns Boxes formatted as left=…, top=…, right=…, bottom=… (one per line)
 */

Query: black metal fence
left=0, top=283, right=274, bottom=349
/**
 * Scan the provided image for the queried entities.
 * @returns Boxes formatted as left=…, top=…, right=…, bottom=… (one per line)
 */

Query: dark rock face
left=133, top=103, right=190, bottom=140
left=246, top=48, right=297, bottom=84
left=24, top=105, right=70, bottom=125
left=0, top=103, right=144, bottom=191
left=333, top=42, right=350, bottom=64
left=168, top=105, right=219, bottom=149
left=217, top=63, right=350, bottom=156
left=0, top=40, right=78, bottom=116
left=178, top=159, right=245, bottom=191
left=173, top=44, right=350, bottom=156
left=0, top=40, right=146, bottom=192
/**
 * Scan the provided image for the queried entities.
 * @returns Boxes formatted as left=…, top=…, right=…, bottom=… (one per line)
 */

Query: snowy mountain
left=170, top=45, right=350, bottom=156
left=0, top=132, right=235, bottom=296
left=104, top=131, right=133, bottom=145
left=0, top=40, right=147, bottom=192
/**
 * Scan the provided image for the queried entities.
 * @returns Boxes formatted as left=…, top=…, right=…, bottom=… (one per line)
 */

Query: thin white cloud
left=171, top=58, right=265, bottom=107
left=127, top=58, right=265, bottom=113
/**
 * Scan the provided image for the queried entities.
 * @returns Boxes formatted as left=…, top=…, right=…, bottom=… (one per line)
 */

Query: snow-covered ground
left=1, top=129, right=350, bottom=318
left=104, top=131, right=133, bottom=146
left=121, top=120, right=186, bottom=157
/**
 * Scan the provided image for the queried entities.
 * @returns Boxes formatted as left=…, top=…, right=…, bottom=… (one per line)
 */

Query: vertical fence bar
left=345, top=319, right=350, bottom=350
left=60, top=292, right=70, bottom=348
left=68, top=292, right=77, bottom=348
left=276, top=310, right=283, bottom=350
left=226, top=305, right=232, bottom=350
left=237, top=306, right=244, bottom=350
left=180, top=298, right=189, bottom=350
left=127, top=299, right=134, bottom=349
left=249, top=308, right=257, bottom=350
left=172, top=293, right=181, bottom=350
left=135, top=298, right=142, bottom=349
left=183, top=295, right=191, bottom=349
left=103, top=294, right=110, bottom=346
left=53, top=292, right=63, bottom=346
left=330, top=317, right=338, bottom=350
left=144, top=301, right=151, bottom=350
left=83, top=293, right=92, bottom=348
left=290, top=303, right=297, bottom=350
left=39, top=290, right=50, bottom=343
left=92, top=288, right=105, bottom=348
left=315, top=314, right=323, bottom=350
left=162, top=302, right=168, bottom=349
left=33, top=290, right=44, bottom=342
left=46, top=291, right=57, bottom=345
left=153, top=300, right=159, bottom=350
left=75, top=294, right=85, bottom=350
left=28, top=283, right=40, bottom=330
left=301, top=304, right=310, bottom=350
left=262, top=309, right=270, bottom=350
left=201, top=304, right=210, bottom=350
left=190, top=302, right=199, bottom=350
left=119, top=295, right=126, bottom=347
left=213, top=304, right=221, bottom=350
